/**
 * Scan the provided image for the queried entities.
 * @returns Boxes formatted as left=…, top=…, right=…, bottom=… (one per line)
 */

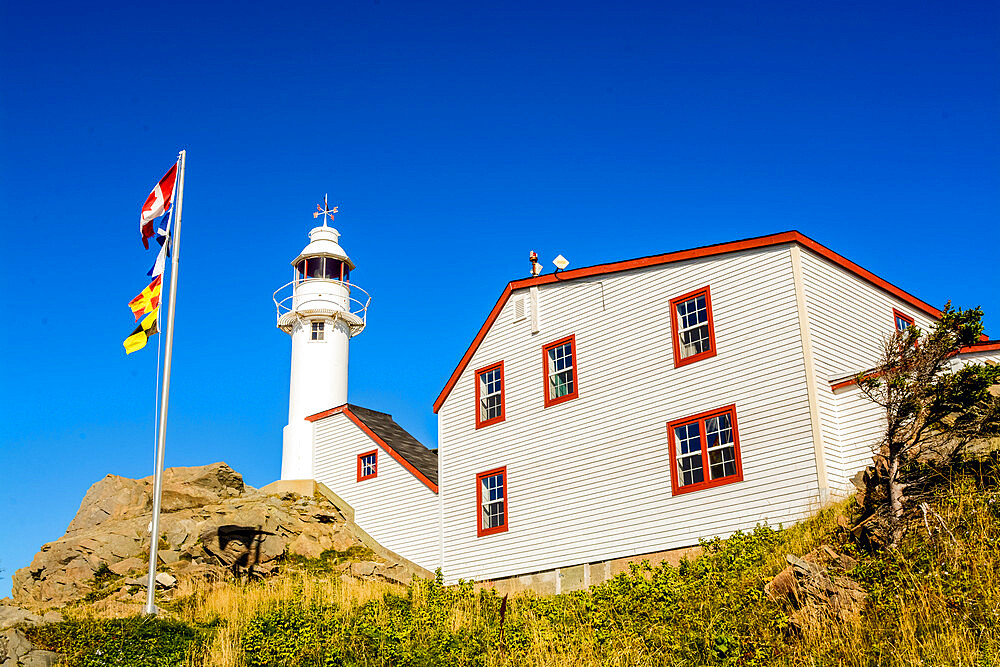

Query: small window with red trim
left=667, top=405, right=743, bottom=495
left=893, top=309, right=914, bottom=333
left=475, top=362, right=505, bottom=428
left=357, top=450, right=378, bottom=481
left=543, top=335, right=578, bottom=407
left=670, top=286, right=716, bottom=368
left=476, top=467, right=508, bottom=536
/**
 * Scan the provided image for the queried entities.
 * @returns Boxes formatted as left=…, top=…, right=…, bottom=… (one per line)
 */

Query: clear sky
left=1, top=0, right=997, bottom=595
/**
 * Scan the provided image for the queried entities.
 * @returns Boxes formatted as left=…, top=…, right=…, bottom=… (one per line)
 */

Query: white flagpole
left=144, top=149, right=186, bottom=616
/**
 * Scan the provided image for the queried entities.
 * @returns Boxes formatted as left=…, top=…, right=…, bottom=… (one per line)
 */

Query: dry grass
left=170, top=570, right=403, bottom=667
left=46, top=462, right=1000, bottom=666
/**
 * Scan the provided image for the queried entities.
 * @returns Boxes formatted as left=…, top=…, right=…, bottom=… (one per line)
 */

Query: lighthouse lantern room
left=273, top=197, right=370, bottom=480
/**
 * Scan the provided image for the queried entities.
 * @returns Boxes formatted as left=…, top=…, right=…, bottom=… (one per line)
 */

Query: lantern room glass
left=295, top=257, right=349, bottom=282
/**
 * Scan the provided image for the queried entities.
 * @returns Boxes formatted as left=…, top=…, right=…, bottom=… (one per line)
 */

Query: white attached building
left=277, top=226, right=998, bottom=586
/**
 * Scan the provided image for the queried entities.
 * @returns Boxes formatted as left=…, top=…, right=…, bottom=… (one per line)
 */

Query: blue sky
left=0, top=0, right=997, bottom=595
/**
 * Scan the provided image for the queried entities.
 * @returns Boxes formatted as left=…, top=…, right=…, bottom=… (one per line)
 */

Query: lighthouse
left=273, top=197, right=370, bottom=480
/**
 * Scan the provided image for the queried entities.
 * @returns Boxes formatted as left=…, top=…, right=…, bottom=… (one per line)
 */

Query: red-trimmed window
left=357, top=450, right=378, bottom=481
left=476, top=467, right=508, bottom=536
left=667, top=405, right=743, bottom=495
left=543, top=335, right=578, bottom=407
left=475, top=361, right=505, bottom=428
left=669, top=286, right=716, bottom=368
left=893, top=309, right=914, bottom=332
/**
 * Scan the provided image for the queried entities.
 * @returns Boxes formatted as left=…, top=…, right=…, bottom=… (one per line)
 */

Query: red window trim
left=542, top=334, right=579, bottom=408
left=356, top=449, right=378, bottom=482
left=476, top=466, right=508, bottom=537
left=474, top=361, right=505, bottom=429
left=892, top=308, right=914, bottom=332
left=666, top=404, right=743, bottom=496
left=669, top=286, right=717, bottom=368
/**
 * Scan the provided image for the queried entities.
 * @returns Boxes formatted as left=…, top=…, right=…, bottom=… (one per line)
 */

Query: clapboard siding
left=951, top=350, right=1000, bottom=369
left=798, top=250, right=938, bottom=492
left=312, top=414, right=439, bottom=569
left=828, top=348, right=1000, bottom=491
left=438, top=245, right=821, bottom=583
left=830, top=384, right=883, bottom=484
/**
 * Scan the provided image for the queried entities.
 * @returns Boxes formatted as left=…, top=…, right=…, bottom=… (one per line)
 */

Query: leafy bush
left=25, top=616, right=205, bottom=666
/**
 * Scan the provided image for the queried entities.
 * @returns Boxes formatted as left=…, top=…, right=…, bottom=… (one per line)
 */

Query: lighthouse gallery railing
left=273, top=278, right=371, bottom=335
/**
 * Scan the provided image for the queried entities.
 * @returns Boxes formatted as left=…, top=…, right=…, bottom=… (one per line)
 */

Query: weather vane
left=313, top=193, right=338, bottom=226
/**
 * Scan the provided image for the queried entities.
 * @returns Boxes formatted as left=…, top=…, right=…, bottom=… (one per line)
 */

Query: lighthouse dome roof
left=292, top=225, right=355, bottom=269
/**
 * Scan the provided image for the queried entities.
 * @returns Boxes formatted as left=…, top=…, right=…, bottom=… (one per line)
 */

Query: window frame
left=474, top=361, right=505, bottom=429
left=892, top=308, right=915, bottom=332
left=542, top=334, right=579, bottom=408
left=476, top=466, right=508, bottom=537
left=666, top=404, right=743, bottom=496
left=311, top=321, right=325, bottom=341
left=669, top=286, right=717, bottom=368
left=357, top=449, right=378, bottom=482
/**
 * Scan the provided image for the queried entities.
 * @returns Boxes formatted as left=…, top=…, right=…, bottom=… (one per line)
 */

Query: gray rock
left=109, top=557, right=144, bottom=576
left=22, top=650, right=63, bottom=667
left=157, top=550, right=180, bottom=565
left=350, top=562, right=377, bottom=578
left=12, top=461, right=429, bottom=608
left=155, top=573, right=177, bottom=588
left=2, top=629, right=31, bottom=660
left=0, top=606, right=41, bottom=630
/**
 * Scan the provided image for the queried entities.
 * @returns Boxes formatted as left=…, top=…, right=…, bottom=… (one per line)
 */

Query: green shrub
left=25, top=616, right=204, bottom=666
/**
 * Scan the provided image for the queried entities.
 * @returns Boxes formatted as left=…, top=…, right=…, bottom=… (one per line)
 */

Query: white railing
left=273, top=278, right=371, bottom=331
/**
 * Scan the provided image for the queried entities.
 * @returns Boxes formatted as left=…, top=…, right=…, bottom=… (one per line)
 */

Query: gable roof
left=433, top=230, right=945, bottom=413
left=306, top=404, right=438, bottom=492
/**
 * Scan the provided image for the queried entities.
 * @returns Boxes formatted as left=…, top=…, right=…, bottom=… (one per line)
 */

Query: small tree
left=857, top=303, right=1000, bottom=546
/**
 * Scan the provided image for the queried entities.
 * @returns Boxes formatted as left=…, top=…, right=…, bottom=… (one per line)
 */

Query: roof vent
left=513, top=296, right=527, bottom=322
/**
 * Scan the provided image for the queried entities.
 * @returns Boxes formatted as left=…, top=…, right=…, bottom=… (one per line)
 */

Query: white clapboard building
left=274, top=220, right=999, bottom=588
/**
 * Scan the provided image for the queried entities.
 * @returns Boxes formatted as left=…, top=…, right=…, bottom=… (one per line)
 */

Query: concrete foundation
left=478, top=545, right=703, bottom=595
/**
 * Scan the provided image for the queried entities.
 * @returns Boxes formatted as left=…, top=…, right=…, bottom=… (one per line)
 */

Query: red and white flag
left=140, top=162, right=178, bottom=248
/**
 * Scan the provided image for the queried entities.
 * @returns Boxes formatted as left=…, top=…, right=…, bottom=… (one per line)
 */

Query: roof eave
left=432, top=230, right=947, bottom=413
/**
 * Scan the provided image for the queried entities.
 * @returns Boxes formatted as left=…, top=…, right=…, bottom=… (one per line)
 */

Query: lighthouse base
left=281, top=421, right=314, bottom=480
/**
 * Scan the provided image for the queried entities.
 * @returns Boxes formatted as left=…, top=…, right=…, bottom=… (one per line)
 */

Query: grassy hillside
left=23, top=456, right=1000, bottom=666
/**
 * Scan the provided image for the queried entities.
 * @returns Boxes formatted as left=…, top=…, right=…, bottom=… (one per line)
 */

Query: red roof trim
left=830, top=341, right=1000, bottom=391
left=830, top=371, right=881, bottom=392
left=961, top=341, right=1000, bottom=354
left=306, top=404, right=439, bottom=493
left=433, top=231, right=945, bottom=413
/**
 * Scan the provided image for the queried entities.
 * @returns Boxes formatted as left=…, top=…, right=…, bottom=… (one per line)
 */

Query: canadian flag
left=140, top=162, right=178, bottom=249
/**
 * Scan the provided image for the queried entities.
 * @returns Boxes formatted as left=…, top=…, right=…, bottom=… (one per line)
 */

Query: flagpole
left=144, top=149, right=186, bottom=616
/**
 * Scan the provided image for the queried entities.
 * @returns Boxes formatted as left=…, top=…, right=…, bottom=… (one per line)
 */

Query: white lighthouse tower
left=273, top=197, right=370, bottom=480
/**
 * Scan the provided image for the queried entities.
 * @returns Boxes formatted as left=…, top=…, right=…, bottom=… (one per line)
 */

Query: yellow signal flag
left=128, top=275, right=162, bottom=322
left=123, top=308, right=160, bottom=354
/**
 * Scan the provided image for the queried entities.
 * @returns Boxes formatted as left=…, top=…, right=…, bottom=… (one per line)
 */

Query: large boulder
left=64, top=462, right=244, bottom=534
left=12, top=464, right=425, bottom=610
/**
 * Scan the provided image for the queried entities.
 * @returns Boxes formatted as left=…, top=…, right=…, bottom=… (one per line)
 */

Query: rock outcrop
left=12, top=463, right=429, bottom=610
left=765, top=545, right=866, bottom=632
left=0, top=604, right=64, bottom=666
